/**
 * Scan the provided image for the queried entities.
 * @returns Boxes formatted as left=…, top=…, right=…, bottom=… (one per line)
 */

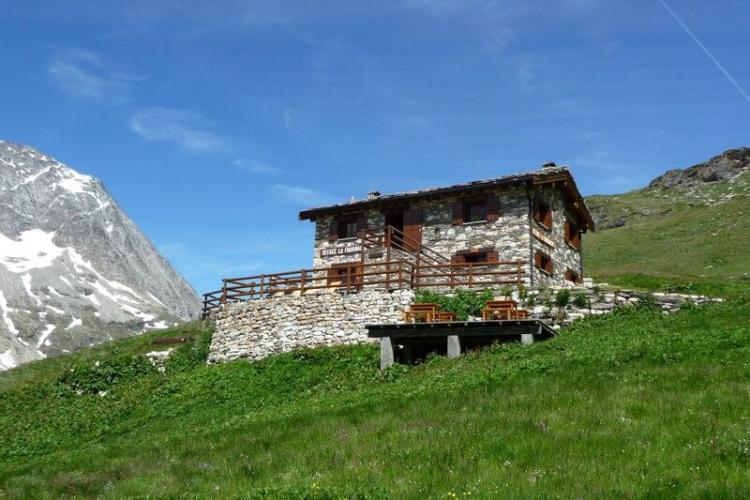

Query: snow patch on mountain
left=0, top=230, right=65, bottom=273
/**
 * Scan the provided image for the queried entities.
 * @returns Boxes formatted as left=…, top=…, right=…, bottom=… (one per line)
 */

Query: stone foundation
left=207, top=281, right=721, bottom=365
left=208, top=289, right=414, bottom=363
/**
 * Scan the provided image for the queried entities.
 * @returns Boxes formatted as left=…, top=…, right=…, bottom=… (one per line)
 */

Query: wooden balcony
left=202, top=258, right=526, bottom=319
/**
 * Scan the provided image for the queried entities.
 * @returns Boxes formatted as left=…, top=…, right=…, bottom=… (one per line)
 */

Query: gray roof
left=299, top=166, right=594, bottom=230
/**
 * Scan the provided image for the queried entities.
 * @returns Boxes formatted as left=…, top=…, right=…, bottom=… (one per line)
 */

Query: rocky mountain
left=647, top=147, right=750, bottom=192
left=0, top=141, right=201, bottom=370
left=587, top=147, right=750, bottom=230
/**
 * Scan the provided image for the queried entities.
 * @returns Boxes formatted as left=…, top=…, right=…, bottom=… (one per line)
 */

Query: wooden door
left=403, top=208, right=423, bottom=252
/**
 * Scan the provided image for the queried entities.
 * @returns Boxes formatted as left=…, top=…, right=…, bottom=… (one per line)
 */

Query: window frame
left=564, top=269, right=581, bottom=283
left=534, top=250, right=554, bottom=275
left=564, top=219, right=581, bottom=250
left=326, top=263, right=363, bottom=289
left=533, top=198, right=553, bottom=230
left=463, top=199, right=488, bottom=223
left=336, top=216, right=359, bottom=240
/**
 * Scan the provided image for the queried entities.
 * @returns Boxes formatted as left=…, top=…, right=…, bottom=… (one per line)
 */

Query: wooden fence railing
left=201, top=258, right=525, bottom=318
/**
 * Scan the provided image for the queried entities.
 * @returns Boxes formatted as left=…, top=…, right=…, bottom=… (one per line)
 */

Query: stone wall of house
left=530, top=187, right=583, bottom=287
left=420, top=186, right=532, bottom=266
left=312, top=186, right=534, bottom=286
left=208, top=289, right=414, bottom=363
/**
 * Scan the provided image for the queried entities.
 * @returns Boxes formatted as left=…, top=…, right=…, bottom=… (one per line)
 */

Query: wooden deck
left=367, top=319, right=555, bottom=369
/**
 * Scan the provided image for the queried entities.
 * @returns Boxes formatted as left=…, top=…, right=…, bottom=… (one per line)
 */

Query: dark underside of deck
left=366, top=319, right=555, bottom=338
left=366, top=320, right=556, bottom=367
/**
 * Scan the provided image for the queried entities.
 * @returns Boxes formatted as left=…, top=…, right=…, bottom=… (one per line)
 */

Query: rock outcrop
left=648, top=147, right=750, bottom=191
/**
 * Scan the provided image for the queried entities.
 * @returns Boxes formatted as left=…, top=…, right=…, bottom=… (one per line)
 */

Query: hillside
left=0, top=142, right=201, bottom=370
left=585, top=148, right=750, bottom=297
left=1, top=301, right=749, bottom=497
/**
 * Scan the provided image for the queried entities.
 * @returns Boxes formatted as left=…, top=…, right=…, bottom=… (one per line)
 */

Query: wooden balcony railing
left=201, top=258, right=525, bottom=319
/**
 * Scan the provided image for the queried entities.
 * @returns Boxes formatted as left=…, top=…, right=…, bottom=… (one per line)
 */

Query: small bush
left=554, top=289, right=571, bottom=309
left=414, top=288, right=495, bottom=320
left=58, top=354, right=156, bottom=395
left=572, top=291, right=589, bottom=309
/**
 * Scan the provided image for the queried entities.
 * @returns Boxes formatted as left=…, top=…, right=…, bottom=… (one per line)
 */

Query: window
left=464, top=200, right=487, bottom=223
left=565, top=269, right=581, bottom=283
left=337, top=218, right=358, bottom=239
left=328, top=215, right=363, bottom=241
left=564, top=220, right=581, bottom=250
left=452, top=196, right=500, bottom=225
left=533, top=199, right=553, bottom=229
left=534, top=250, right=554, bottom=275
left=452, top=249, right=499, bottom=264
left=327, top=263, right=363, bottom=289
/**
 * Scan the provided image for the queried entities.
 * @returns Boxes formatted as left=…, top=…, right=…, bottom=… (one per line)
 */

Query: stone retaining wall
left=207, top=281, right=721, bottom=365
left=208, top=289, right=414, bottom=363
left=515, top=280, right=721, bottom=329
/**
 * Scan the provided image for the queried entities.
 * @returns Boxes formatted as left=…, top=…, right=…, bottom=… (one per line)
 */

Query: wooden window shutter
left=534, top=251, right=542, bottom=268
left=486, top=250, right=499, bottom=263
left=486, top=196, right=500, bottom=222
left=356, top=214, right=367, bottom=238
left=543, top=206, right=553, bottom=228
left=572, top=230, right=581, bottom=250
left=545, top=257, right=554, bottom=274
left=452, top=200, right=464, bottom=225
left=328, top=218, right=338, bottom=242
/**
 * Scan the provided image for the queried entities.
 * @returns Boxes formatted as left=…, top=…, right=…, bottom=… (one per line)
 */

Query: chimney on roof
left=541, top=161, right=557, bottom=169
left=367, top=190, right=381, bottom=200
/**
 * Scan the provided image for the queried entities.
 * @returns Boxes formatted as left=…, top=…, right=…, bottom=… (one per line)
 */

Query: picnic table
left=404, top=304, right=457, bottom=323
left=482, top=299, right=528, bottom=320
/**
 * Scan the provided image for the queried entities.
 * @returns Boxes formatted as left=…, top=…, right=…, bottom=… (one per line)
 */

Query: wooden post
left=221, top=279, right=227, bottom=304
left=517, top=262, right=522, bottom=286
left=468, top=263, right=473, bottom=288
left=300, top=270, right=306, bottom=294
left=414, top=253, right=421, bottom=289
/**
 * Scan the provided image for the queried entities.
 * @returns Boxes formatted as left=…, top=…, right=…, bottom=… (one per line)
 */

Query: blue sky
left=1, top=0, right=748, bottom=294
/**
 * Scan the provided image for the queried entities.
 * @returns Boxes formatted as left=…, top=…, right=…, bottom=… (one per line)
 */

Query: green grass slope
left=1, top=301, right=750, bottom=498
left=585, top=169, right=750, bottom=298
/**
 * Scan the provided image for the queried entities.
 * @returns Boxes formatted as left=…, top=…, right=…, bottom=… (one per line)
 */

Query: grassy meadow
left=1, top=300, right=750, bottom=498
left=585, top=170, right=750, bottom=301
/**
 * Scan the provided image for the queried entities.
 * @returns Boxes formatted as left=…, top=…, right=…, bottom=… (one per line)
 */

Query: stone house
left=207, top=163, right=598, bottom=364
left=298, top=163, right=594, bottom=288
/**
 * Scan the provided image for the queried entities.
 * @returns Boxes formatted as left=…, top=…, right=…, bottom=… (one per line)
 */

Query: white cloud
left=232, top=159, right=283, bottom=174
left=271, top=184, right=333, bottom=206
left=129, top=107, right=227, bottom=153
left=47, top=50, right=139, bottom=104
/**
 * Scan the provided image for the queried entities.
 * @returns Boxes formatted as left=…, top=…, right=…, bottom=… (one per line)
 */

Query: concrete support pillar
left=521, top=333, right=534, bottom=345
left=447, top=335, right=461, bottom=358
left=380, top=337, right=395, bottom=370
